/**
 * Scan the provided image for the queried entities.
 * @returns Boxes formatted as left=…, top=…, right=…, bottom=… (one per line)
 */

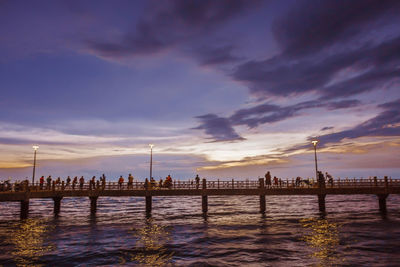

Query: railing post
left=61, top=181, right=65, bottom=191
left=374, top=176, right=378, bottom=187
left=259, top=178, right=266, bottom=213
left=202, top=178, right=208, bottom=213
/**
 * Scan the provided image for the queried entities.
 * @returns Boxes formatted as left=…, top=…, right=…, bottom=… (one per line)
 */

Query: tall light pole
left=32, top=145, right=39, bottom=185
left=149, top=144, right=154, bottom=179
left=311, top=139, right=319, bottom=180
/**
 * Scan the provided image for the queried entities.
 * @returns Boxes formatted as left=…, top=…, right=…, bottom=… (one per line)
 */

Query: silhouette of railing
left=1, top=177, right=400, bottom=219
left=1, top=177, right=399, bottom=193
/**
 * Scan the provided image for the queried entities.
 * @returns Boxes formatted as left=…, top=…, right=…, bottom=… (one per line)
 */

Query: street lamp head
left=33, top=145, right=39, bottom=151
left=149, top=144, right=154, bottom=149
left=311, top=140, right=319, bottom=147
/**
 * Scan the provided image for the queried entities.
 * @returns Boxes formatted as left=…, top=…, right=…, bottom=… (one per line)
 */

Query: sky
left=0, top=0, right=399, bottom=181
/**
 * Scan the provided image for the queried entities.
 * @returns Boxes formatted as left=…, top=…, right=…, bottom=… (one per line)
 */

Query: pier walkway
left=1, top=177, right=399, bottom=219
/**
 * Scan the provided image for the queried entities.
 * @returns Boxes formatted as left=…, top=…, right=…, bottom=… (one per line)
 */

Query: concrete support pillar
left=202, top=195, right=208, bottom=213
left=53, top=197, right=62, bottom=214
left=20, top=200, right=29, bottom=219
left=90, top=196, right=98, bottom=214
left=145, top=196, right=152, bottom=213
left=202, top=178, right=208, bottom=213
left=260, top=195, right=266, bottom=213
left=318, top=194, right=326, bottom=212
left=377, top=194, right=388, bottom=213
left=259, top=178, right=266, bottom=213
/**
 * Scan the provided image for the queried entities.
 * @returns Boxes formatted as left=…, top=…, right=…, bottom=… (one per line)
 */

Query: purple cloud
left=193, top=114, right=244, bottom=142
left=87, top=0, right=260, bottom=60
left=191, top=45, right=241, bottom=66
left=272, top=0, right=400, bottom=57
left=194, top=99, right=361, bottom=140
left=233, top=36, right=400, bottom=99
left=317, top=99, right=400, bottom=145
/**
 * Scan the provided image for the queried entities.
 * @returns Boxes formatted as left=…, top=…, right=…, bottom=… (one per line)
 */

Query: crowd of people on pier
left=0, top=173, right=182, bottom=191
left=1, top=171, right=337, bottom=192
left=264, top=171, right=334, bottom=188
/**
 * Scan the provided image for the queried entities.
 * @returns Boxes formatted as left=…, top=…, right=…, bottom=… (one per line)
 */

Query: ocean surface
left=0, top=194, right=400, bottom=266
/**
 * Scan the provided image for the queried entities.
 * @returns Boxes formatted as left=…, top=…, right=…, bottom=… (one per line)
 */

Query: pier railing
left=1, top=177, right=399, bottom=193
left=1, top=177, right=399, bottom=219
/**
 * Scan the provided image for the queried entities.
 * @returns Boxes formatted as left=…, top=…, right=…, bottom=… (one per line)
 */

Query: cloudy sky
left=1, top=0, right=399, bottom=181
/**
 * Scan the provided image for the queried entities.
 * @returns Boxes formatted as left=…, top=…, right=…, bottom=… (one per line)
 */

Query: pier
left=1, top=176, right=399, bottom=219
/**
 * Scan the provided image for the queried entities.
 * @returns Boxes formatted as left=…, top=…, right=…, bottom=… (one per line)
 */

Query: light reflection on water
left=120, top=218, right=174, bottom=266
left=9, top=218, right=55, bottom=266
left=300, top=217, right=343, bottom=266
left=0, top=195, right=399, bottom=265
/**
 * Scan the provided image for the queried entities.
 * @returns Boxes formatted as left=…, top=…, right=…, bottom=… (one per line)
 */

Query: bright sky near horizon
left=1, top=0, right=399, bottom=181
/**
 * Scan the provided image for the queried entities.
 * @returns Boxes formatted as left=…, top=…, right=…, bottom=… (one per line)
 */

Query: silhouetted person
left=101, top=174, right=106, bottom=189
left=296, top=176, right=301, bottom=187
left=165, top=175, right=172, bottom=189
left=79, top=176, right=84, bottom=190
left=318, top=171, right=325, bottom=188
left=150, top=177, right=156, bottom=188
left=66, top=176, right=71, bottom=186
left=273, top=176, right=278, bottom=186
left=195, top=174, right=200, bottom=189
left=118, top=175, right=124, bottom=189
left=144, top=178, right=149, bottom=190
left=46, top=176, right=52, bottom=190
left=265, top=171, right=272, bottom=187
left=159, top=178, right=163, bottom=188
left=128, top=173, right=134, bottom=189
left=39, top=176, right=44, bottom=190
left=90, top=176, right=95, bottom=190
left=325, top=172, right=333, bottom=187
left=72, top=176, right=78, bottom=190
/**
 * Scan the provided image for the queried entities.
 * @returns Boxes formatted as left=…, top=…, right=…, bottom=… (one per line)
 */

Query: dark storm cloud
left=321, top=126, right=334, bottom=131
left=193, top=114, right=244, bottom=142
left=325, top=100, right=361, bottom=110
left=229, top=99, right=361, bottom=128
left=87, top=0, right=259, bottom=59
left=195, top=99, right=361, bottom=140
left=194, top=1, right=400, bottom=141
left=279, top=99, right=400, bottom=153
left=272, top=0, right=400, bottom=57
left=317, top=99, right=400, bottom=145
left=233, top=35, right=400, bottom=99
left=192, top=45, right=241, bottom=66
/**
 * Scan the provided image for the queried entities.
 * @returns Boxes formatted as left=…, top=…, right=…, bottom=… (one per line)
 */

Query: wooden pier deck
left=1, top=177, right=399, bottom=219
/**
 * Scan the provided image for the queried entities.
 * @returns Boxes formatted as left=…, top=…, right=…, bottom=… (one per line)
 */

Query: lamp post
left=32, top=145, right=39, bottom=185
left=149, top=144, right=154, bottom=179
left=311, top=139, right=319, bottom=180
